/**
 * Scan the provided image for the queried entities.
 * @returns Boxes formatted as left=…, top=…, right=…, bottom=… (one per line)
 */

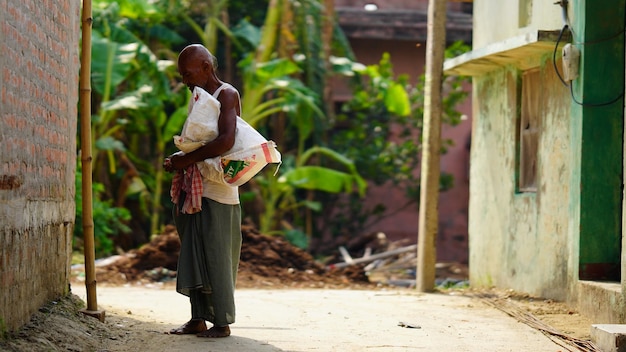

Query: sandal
left=196, top=325, right=231, bottom=338
left=168, top=319, right=207, bottom=335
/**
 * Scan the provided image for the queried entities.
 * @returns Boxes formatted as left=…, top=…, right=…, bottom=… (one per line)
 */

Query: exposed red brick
left=1, top=0, right=80, bottom=332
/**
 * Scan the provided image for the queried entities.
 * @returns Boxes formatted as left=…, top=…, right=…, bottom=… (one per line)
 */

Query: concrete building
left=445, top=0, right=626, bottom=323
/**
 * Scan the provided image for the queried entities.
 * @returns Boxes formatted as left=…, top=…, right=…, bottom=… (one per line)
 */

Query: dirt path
left=1, top=226, right=594, bottom=351
left=68, top=284, right=585, bottom=352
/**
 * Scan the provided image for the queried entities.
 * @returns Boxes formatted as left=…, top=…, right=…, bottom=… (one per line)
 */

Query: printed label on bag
left=223, top=160, right=249, bottom=179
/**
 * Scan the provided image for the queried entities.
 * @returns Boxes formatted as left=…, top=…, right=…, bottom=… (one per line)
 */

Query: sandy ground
left=65, top=283, right=591, bottom=352
left=0, top=227, right=594, bottom=352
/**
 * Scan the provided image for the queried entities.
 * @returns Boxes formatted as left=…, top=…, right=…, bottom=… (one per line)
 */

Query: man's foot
left=168, top=319, right=207, bottom=335
left=196, top=325, right=231, bottom=338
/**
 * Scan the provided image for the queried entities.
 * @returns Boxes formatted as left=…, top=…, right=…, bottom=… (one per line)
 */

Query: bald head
left=178, top=44, right=217, bottom=69
left=177, top=44, right=222, bottom=92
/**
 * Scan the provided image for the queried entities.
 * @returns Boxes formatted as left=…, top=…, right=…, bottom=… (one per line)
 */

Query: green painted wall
left=571, top=0, right=624, bottom=281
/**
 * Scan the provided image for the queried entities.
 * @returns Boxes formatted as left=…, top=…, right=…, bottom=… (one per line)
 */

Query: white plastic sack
left=196, top=117, right=282, bottom=186
left=220, top=140, right=282, bottom=186
left=174, top=85, right=281, bottom=186
left=174, top=86, right=221, bottom=149
left=173, top=136, right=205, bottom=154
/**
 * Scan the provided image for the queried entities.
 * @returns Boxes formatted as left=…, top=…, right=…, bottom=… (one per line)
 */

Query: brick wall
left=0, top=0, right=80, bottom=332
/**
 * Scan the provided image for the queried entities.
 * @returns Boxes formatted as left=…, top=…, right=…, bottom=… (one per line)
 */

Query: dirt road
left=70, top=284, right=574, bottom=352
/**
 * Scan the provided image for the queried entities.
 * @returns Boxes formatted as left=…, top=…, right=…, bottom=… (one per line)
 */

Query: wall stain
left=0, top=175, right=22, bottom=190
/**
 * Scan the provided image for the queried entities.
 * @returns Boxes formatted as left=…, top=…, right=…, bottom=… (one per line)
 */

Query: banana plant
left=179, top=0, right=232, bottom=54
left=85, top=0, right=374, bottom=249
left=256, top=146, right=366, bottom=240
left=89, top=0, right=188, bottom=236
left=224, top=0, right=375, bottom=244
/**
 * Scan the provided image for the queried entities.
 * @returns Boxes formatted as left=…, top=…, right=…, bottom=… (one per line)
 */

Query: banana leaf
left=284, top=166, right=362, bottom=194
left=91, top=32, right=137, bottom=96
left=384, top=83, right=411, bottom=116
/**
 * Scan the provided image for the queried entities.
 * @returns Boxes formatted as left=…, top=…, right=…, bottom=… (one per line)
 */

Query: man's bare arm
left=165, top=87, right=238, bottom=171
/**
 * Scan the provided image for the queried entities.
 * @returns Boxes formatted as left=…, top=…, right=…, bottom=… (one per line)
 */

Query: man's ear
left=201, top=60, right=212, bottom=72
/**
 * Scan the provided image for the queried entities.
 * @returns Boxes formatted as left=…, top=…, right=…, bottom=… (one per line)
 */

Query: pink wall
left=333, top=37, right=472, bottom=263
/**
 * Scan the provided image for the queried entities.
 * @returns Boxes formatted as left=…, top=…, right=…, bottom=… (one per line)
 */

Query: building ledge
left=336, top=8, right=472, bottom=43
left=444, top=30, right=568, bottom=76
left=578, top=280, right=625, bottom=324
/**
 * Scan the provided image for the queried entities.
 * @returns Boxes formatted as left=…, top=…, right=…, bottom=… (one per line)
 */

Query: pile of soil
left=0, top=294, right=115, bottom=352
left=90, top=223, right=372, bottom=289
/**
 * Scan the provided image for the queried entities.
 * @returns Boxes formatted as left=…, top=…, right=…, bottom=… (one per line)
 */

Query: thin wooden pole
left=322, top=0, right=336, bottom=124
left=416, top=0, right=447, bottom=292
left=79, top=0, right=103, bottom=321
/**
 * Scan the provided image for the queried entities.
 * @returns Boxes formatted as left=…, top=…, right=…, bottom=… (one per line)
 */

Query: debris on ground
left=322, top=231, right=469, bottom=289
left=72, top=223, right=377, bottom=289
left=467, top=290, right=599, bottom=351
left=72, top=223, right=468, bottom=289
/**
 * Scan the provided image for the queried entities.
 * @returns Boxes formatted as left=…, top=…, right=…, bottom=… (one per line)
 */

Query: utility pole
left=416, top=0, right=447, bottom=292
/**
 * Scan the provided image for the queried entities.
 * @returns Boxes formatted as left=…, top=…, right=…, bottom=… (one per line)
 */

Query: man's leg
left=169, top=204, right=209, bottom=335
left=190, top=288, right=231, bottom=338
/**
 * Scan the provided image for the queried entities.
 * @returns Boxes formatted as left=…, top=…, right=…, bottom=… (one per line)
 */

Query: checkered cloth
left=170, top=164, right=203, bottom=214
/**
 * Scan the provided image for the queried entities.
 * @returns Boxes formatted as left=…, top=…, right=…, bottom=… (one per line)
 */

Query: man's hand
left=163, top=153, right=190, bottom=172
left=163, top=156, right=174, bottom=173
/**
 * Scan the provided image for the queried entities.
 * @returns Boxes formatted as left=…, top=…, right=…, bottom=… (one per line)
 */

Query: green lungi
left=173, top=197, right=242, bottom=326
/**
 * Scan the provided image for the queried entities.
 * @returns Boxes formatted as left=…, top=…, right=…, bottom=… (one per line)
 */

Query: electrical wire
left=573, top=28, right=625, bottom=46
left=569, top=84, right=624, bottom=107
left=552, top=0, right=625, bottom=107
left=552, top=24, right=570, bottom=88
left=552, top=26, right=625, bottom=107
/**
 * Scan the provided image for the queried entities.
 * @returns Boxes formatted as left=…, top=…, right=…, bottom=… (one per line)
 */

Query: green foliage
left=228, top=0, right=270, bottom=27
left=284, top=166, right=359, bottom=194
left=77, top=0, right=469, bottom=253
left=239, top=56, right=325, bottom=130
left=74, top=168, right=131, bottom=258
left=255, top=146, right=365, bottom=237
left=226, top=2, right=369, bottom=245
left=284, top=228, right=309, bottom=249
left=322, top=44, right=470, bottom=240
left=86, top=0, right=189, bottom=239
left=330, top=52, right=422, bottom=188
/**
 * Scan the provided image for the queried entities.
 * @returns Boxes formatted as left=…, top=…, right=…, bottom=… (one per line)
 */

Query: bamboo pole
left=416, top=0, right=447, bottom=292
left=322, top=0, right=336, bottom=124
left=79, top=0, right=104, bottom=321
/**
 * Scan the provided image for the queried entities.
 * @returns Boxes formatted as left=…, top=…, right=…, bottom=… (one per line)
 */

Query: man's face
left=178, top=56, right=208, bottom=92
